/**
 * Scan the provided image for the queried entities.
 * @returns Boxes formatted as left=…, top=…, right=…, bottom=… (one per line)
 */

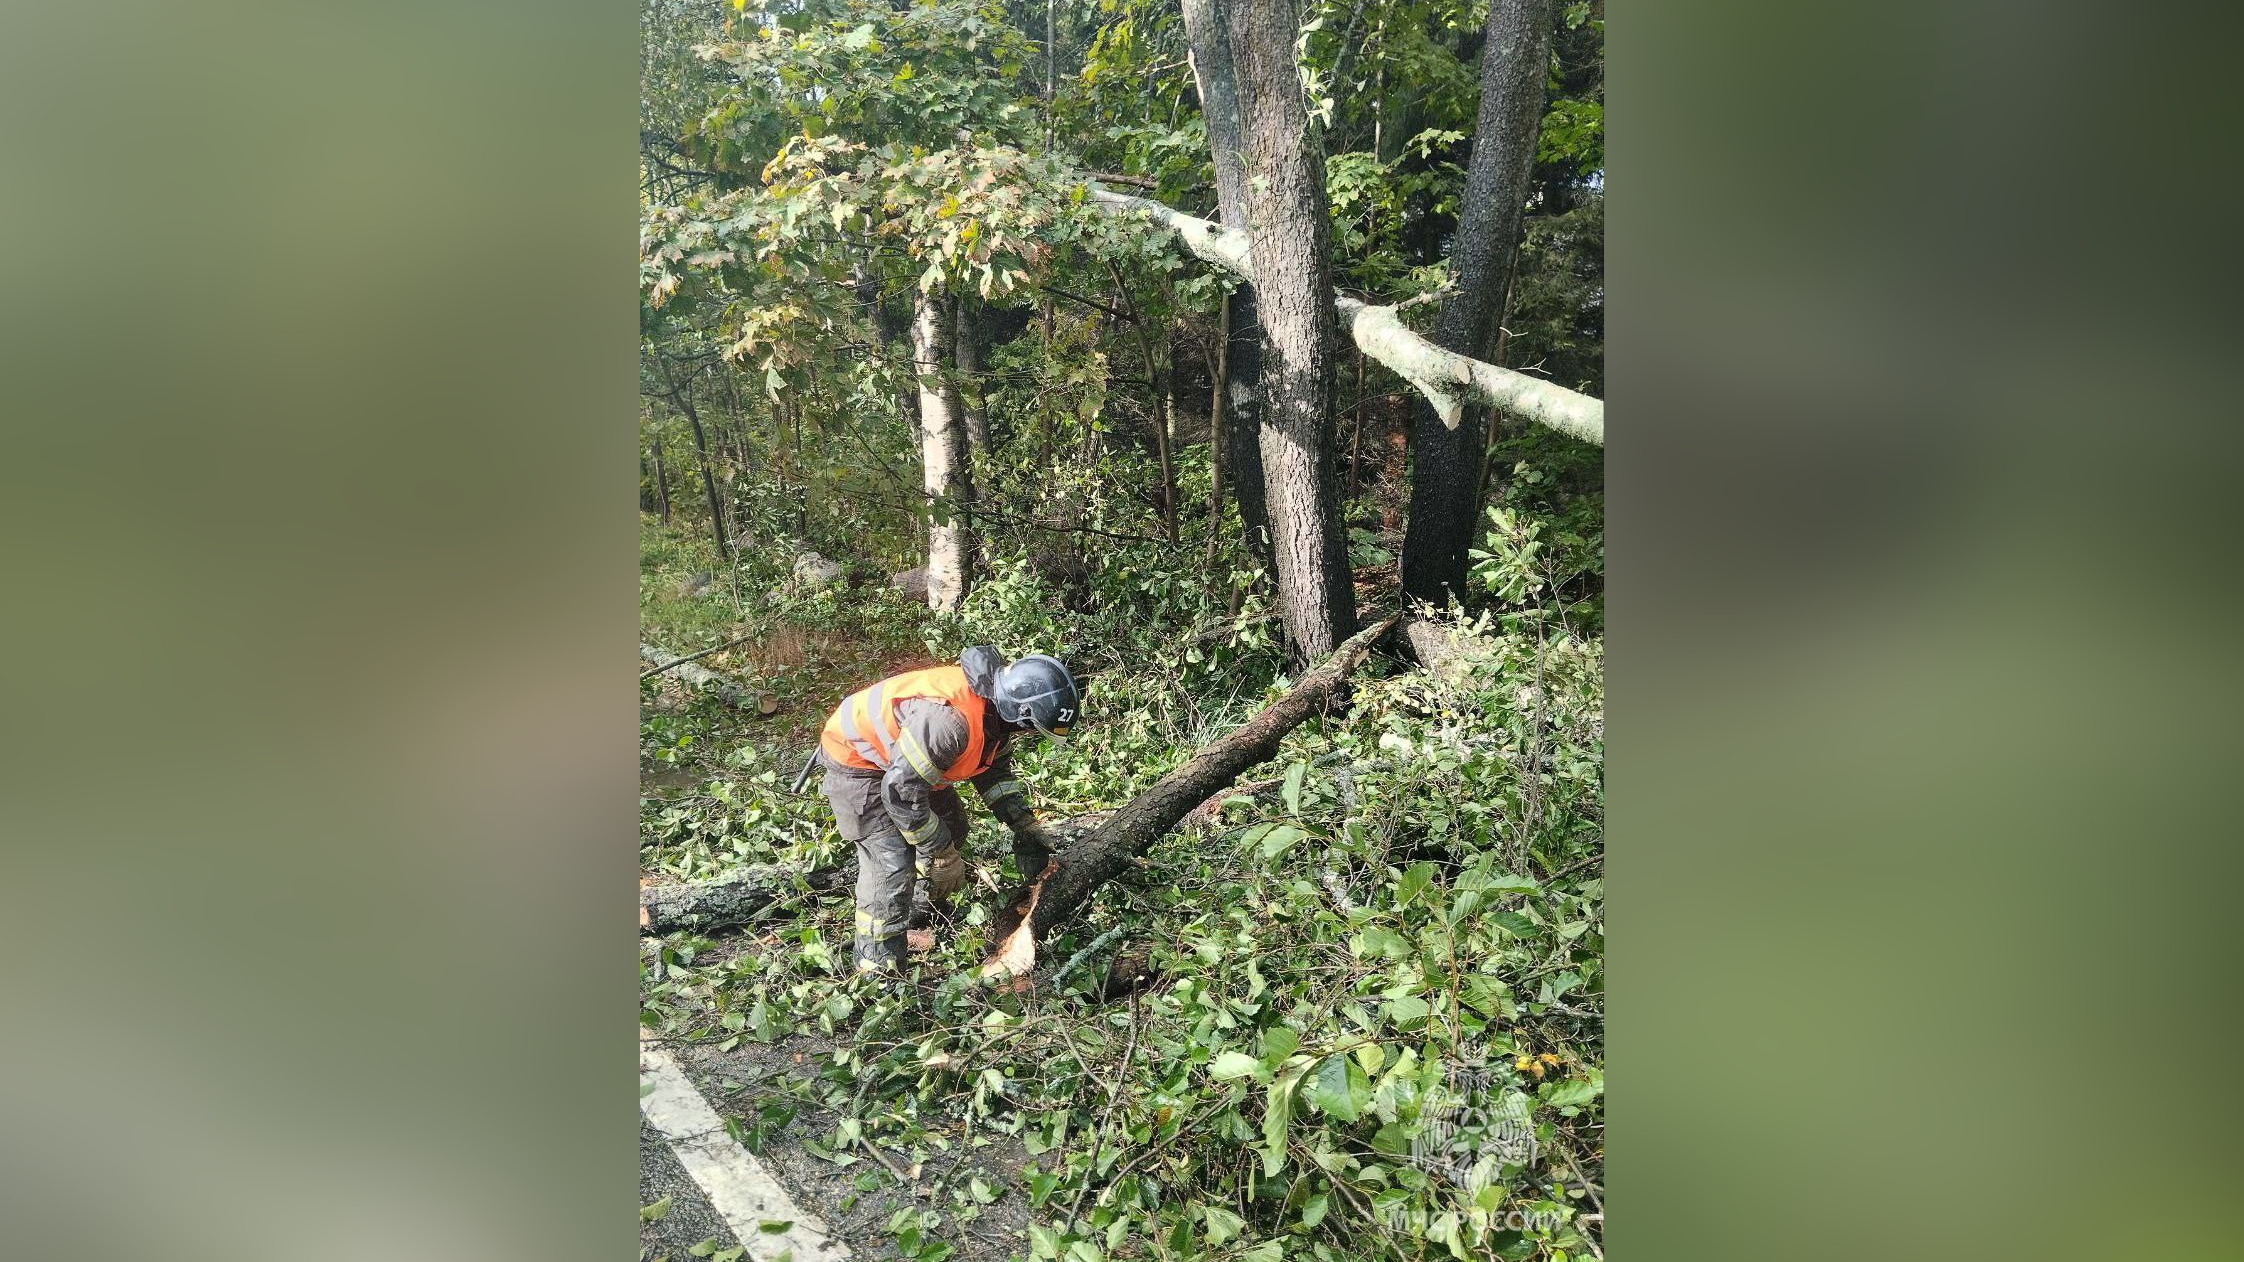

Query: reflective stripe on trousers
left=852, top=826, right=913, bottom=973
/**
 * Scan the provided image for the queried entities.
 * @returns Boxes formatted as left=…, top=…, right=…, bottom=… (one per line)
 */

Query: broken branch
left=979, top=615, right=1399, bottom=979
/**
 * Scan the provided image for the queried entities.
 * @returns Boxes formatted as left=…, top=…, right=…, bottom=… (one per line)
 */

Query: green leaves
left=1303, top=1053, right=1370, bottom=1123
left=1490, top=910, right=1539, bottom=937
left=1259, top=1024, right=1299, bottom=1069
left=1262, top=1066, right=1304, bottom=1176
left=1544, top=1067, right=1604, bottom=1111
left=1209, top=1051, right=1269, bottom=1083
left=1199, top=1205, right=1244, bottom=1246
left=1351, top=925, right=1410, bottom=960
left=1382, top=993, right=1431, bottom=1027
left=841, top=22, right=876, bottom=50
left=1253, top=822, right=1307, bottom=859
left=1394, top=861, right=1437, bottom=908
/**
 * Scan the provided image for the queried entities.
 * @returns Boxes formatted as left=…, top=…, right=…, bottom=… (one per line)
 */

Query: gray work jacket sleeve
left=880, top=699, right=970, bottom=849
left=967, top=743, right=1036, bottom=832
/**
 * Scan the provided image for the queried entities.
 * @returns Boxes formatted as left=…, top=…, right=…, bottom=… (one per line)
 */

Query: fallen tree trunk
left=639, top=815, right=1116, bottom=936
left=981, top=614, right=1399, bottom=979
left=640, top=861, right=850, bottom=935
left=639, top=642, right=779, bottom=715
left=1086, top=184, right=1602, bottom=446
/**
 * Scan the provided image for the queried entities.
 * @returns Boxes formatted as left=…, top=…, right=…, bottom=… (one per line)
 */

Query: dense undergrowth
left=640, top=458, right=1603, bottom=1262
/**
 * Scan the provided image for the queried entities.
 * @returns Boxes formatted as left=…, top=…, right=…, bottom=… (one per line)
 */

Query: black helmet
left=992, top=654, right=1081, bottom=739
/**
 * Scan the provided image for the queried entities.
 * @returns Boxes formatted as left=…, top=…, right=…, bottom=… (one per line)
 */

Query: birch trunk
left=913, top=289, right=974, bottom=612
left=1082, top=186, right=1601, bottom=446
left=1181, top=0, right=1273, bottom=571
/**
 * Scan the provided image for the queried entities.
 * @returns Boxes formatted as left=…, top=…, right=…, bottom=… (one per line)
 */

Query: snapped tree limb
left=640, top=861, right=851, bottom=935
left=640, top=642, right=779, bottom=715
left=980, top=614, right=1400, bottom=980
left=1085, top=184, right=1603, bottom=445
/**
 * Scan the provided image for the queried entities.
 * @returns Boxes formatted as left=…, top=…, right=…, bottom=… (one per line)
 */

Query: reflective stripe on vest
left=819, top=665, right=997, bottom=783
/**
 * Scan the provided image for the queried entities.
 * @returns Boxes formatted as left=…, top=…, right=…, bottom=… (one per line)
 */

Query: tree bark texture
left=659, top=358, right=733, bottom=563
left=1084, top=186, right=1601, bottom=446
left=1221, top=0, right=1358, bottom=661
left=980, top=615, right=1397, bottom=978
left=913, top=289, right=974, bottom=612
left=1223, top=287, right=1274, bottom=568
left=1205, top=289, right=1229, bottom=562
left=641, top=862, right=852, bottom=935
left=651, top=434, right=673, bottom=525
left=954, top=292, right=990, bottom=452
left=1181, top=0, right=1273, bottom=571
left=1401, top=0, right=1559, bottom=606
left=1393, top=614, right=1484, bottom=684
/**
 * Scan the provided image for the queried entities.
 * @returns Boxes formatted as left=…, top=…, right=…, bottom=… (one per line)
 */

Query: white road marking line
left=640, top=1038, right=851, bottom=1262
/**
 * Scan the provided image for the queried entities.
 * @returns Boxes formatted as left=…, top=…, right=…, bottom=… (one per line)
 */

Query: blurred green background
left=1614, top=0, right=2244, bottom=1259
left=0, top=2, right=638, bottom=1260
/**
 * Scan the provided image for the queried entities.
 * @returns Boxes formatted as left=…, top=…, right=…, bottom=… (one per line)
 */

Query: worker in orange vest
left=816, top=647, right=1081, bottom=974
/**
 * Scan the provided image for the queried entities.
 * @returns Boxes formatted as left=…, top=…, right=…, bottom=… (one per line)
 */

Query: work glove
left=1011, top=820, right=1058, bottom=878
left=921, top=843, right=966, bottom=900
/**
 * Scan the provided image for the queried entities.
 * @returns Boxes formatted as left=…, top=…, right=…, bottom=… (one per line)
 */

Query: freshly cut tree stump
left=1392, top=612, right=1488, bottom=684
left=980, top=615, right=1398, bottom=979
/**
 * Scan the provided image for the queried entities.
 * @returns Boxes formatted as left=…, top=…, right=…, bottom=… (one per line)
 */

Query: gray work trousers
left=822, top=764, right=968, bottom=973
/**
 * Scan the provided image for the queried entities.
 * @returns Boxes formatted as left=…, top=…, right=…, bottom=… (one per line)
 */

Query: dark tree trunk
left=660, top=358, right=731, bottom=563
left=1400, top=0, right=1556, bottom=606
left=651, top=432, right=672, bottom=525
left=1213, top=0, right=1359, bottom=661
left=1349, top=345, right=1368, bottom=493
left=955, top=292, right=990, bottom=452
left=1206, top=292, right=1229, bottom=563
left=1182, top=0, right=1273, bottom=573
left=1109, top=262, right=1178, bottom=543
left=1223, top=287, right=1273, bottom=569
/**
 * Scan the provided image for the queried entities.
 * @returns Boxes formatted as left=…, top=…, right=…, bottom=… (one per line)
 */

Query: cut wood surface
left=979, top=614, right=1399, bottom=979
left=1393, top=612, right=1486, bottom=683
left=1086, top=184, right=1602, bottom=445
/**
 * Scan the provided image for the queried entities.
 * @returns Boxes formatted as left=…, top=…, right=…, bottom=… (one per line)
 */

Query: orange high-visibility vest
left=820, top=665, right=997, bottom=783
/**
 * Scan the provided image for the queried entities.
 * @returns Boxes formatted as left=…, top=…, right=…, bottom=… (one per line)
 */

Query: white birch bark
left=913, top=290, right=973, bottom=612
left=1085, top=184, right=1603, bottom=446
